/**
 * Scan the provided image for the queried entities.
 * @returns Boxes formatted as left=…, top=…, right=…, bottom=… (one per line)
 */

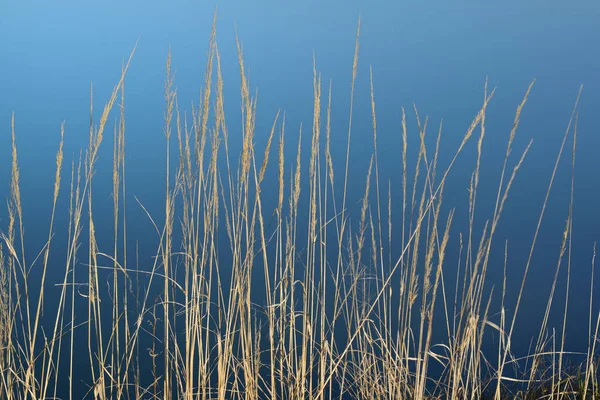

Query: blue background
left=1, top=0, right=600, bottom=396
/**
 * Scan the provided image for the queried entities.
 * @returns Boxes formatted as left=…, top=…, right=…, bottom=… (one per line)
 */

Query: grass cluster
left=1, top=16, right=599, bottom=399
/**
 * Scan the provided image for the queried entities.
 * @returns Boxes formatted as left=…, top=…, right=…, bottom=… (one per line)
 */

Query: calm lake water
left=1, top=1, right=600, bottom=397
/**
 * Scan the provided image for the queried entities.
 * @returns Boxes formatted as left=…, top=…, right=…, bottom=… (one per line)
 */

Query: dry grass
left=1, top=15, right=599, bottom=400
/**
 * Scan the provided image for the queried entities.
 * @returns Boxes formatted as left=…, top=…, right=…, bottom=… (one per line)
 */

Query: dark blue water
left=2, top=1, right=600, bottom=397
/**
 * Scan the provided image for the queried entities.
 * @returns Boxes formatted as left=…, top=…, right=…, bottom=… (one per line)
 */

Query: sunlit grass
left=1, top=15, right=599, bottom=400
